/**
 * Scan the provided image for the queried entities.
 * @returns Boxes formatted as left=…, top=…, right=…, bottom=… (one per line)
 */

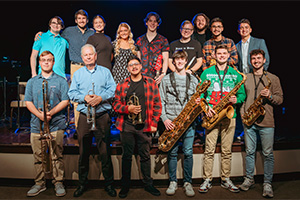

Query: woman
left=112, top=22, right=138, bottom=84
left=86, top=15, right=113, bottom=70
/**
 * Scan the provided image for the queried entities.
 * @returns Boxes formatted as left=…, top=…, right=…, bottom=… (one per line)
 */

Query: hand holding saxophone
left=260, top=88, right=271, bottom=98
left=163, top=119, right=175, bottom=131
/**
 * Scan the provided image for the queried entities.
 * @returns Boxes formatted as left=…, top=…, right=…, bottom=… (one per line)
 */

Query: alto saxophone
left=127, top=92, right=143, bottom=125
left=242, top=71, right=271, bottom=127
left=201, top=66, right=246, bottom=130
left=40, top=79, right=53, bottom=175
left=158, top=80, right=211, bottom=152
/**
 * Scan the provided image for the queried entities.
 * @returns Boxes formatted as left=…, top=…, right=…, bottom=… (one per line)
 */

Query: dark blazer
left=236, top=36, right=270, bottom=72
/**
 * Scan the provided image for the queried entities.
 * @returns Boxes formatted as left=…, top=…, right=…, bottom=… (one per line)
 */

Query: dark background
left=0, top=1, right=297, bottom=137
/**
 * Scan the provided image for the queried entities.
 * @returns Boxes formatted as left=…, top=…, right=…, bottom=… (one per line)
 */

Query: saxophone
left=201, top=66, right=246, bottom=130
left=242, top=71, right=271, bottom=127
left=158, top=80, right=211, bottom=152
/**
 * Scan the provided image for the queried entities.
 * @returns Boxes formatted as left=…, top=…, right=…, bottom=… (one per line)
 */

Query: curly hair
left=113, top=22, right=137, bottom=56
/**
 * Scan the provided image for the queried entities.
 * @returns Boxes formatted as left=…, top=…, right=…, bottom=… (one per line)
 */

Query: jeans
left=244, top=124, right=274, bottom=184
left=168, top=125, right=195, bottom=183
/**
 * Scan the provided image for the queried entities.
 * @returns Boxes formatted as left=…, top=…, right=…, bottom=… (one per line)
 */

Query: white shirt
left=241, top=36, right=251, bottom=74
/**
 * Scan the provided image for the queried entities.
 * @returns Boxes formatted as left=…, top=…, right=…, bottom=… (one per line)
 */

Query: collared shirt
left=32, top=30, right=69, bottom=78
left=241, top=36, right=251, bottom=74
left=202, top=36, right=238, bottom=69
left=112, top=76, right=162, bottom=132
left=68, top=65, right=116, bottom=114
left=24, top=73, right=69, bottom=133
left=61, top=26, right=94, bottom=63
left=136, top=33, right=169, bottom=78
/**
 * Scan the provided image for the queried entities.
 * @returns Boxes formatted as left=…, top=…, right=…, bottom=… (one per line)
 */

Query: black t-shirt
left=169, top=39, right=203, bottom=68
left=125, top=77, right=146, bottom=124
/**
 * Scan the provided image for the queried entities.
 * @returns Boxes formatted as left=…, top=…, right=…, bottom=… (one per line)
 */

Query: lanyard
left=252, top=72, right=266, bottom=100
left=215, top=65, right=228, bottom=100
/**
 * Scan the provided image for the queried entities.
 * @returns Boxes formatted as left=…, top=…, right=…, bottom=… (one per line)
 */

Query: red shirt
left=113, top=75, right=162, bottom=132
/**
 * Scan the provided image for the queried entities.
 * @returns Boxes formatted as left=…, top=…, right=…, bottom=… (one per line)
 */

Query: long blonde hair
left=114, top=22, right=137, bottom=56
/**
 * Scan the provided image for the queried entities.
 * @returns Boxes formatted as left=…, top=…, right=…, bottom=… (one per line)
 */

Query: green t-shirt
left=200, top=65, right=246, bottom=118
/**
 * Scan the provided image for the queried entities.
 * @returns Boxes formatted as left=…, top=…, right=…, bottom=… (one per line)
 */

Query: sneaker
left=144, top=184, right=161, bottom=196
left=221, top=178, right=240, bottom=193
left=263, top=183, right=274, bottom=198
left=55, top=182, right=66, bottom=197
left=166, top=181, right=177, bottom=195
left=198, top=178, right=212, bottom=193
left=27, top=184, right=46, bottom=197
left=183, top=182, right=195, bottom=197
left=239, top=177, right=255, bottom=191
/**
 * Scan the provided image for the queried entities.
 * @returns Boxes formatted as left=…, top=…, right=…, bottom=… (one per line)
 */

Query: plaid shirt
left=136, top=33, right=169, bottom=78
left=202, top=36, right=238, bottom=69
left=112, top=75, right=162, bottom=132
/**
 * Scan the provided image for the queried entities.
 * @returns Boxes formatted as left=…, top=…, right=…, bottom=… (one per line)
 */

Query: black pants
left=77, top=112, right=114, bottom=187
left=121, top=122, right=152, bottom=187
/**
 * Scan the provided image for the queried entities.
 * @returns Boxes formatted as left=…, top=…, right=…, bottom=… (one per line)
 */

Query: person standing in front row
left=25, top=51, right=69, bottom=197
left=113, top=56, right=162, bottom=198
left=239, top=49, right=283, bottom=198
left=136, top=12, right=169, bottom=85
left=68, top=44, right=117, bottom=197
left=160, top=50, right=199, bottom=197
left=198, top=44, right=246, bottom=194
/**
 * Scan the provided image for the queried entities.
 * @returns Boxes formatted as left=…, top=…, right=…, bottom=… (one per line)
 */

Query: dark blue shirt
left=24, top=73, right=69, bottom=133
left=61, top=26, right=94, bottom=63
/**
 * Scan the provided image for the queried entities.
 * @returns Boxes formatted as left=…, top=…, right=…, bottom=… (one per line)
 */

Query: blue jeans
left=168, top=125, right=195, bottom=183
left=244, top=124, right=274, bottom=183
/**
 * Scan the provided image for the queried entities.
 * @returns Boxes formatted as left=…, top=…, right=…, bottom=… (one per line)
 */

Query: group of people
left=24, top=9, right=283, bottom=199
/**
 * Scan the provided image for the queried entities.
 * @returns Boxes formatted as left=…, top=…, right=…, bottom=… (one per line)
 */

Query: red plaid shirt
left=112, top=75, right=162, bottom=132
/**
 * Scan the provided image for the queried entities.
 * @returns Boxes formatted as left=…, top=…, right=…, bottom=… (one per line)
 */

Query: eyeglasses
left=181, top=28, right=193, bottom=32
left=51, top=22, right=62, bottom=26
left=128, top=62, right=140, bottom=67
left=40, top=59, right=54, bottom=62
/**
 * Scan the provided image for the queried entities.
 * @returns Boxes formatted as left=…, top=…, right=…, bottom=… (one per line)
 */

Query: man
left=113, top=56, right=162, bottom=198
left=236, top=18, right=270, bottom=73
left=202, top=17, right=238, bottom=70
left=25, top=51, right=69, bottom=197
left=198, top=44, right=246, bottom=193
left=239, top=49, right=283, bottom=198
left=169, top=20, right=203, bottom=75
left=191, top=13, right=211, bottom=47
left=160, top=50, right=199, bottom=197
left=68, top=44, right=116, bottom=197
left=30, top=16, right=69, bottom=78
left=136, top=12, right=169, bottom=84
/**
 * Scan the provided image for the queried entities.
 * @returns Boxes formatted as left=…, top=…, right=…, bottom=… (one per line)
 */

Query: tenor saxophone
left=242, top=71, right=271, bottom=127
left=201, top=66, right=246, bottom=130
left=158, top=80, right=211, bottom=152
left=40, top=79, right=53, bottom=175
